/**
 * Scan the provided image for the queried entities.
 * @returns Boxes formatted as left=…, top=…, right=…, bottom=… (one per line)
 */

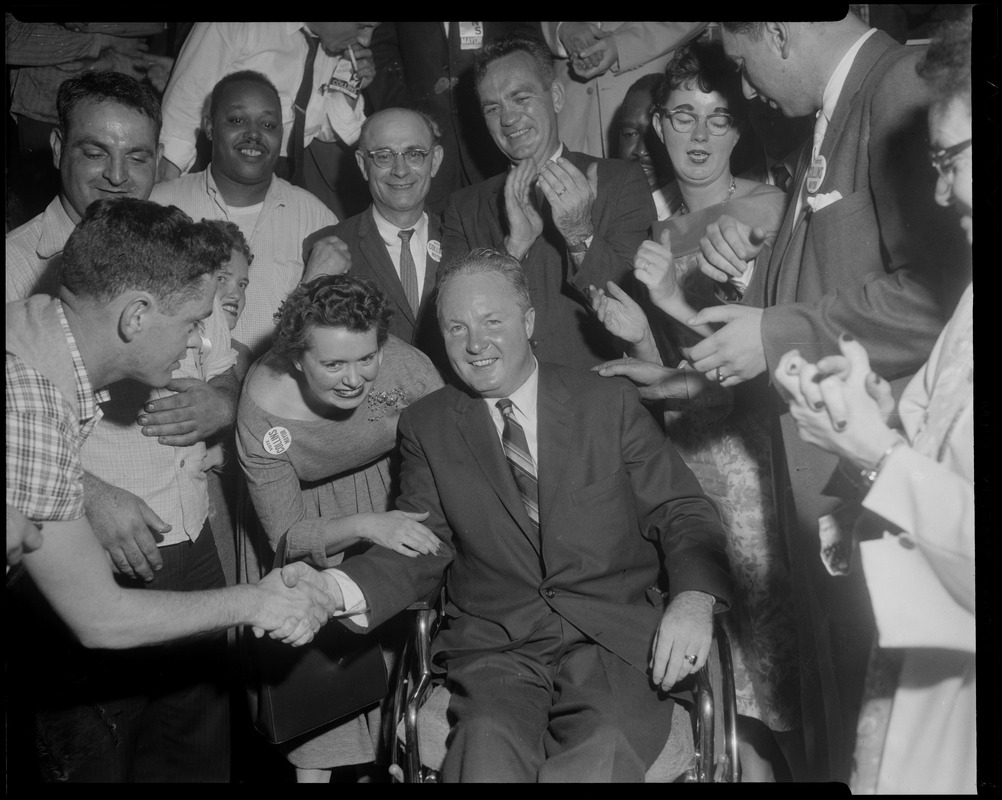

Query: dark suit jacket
left=305, top=207, right=447, bottom=371
left=364, top=22, right=544, bottom=214
left=339, top=362, right=733, bottom=675
left=744, top=30, right=970, bottom=535
left=442, top=150, right=656, bottom=371
left=740, top=31, right=971, bottom=781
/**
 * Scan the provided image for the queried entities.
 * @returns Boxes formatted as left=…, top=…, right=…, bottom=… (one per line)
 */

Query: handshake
left=247, top=562, right=346, bottom=647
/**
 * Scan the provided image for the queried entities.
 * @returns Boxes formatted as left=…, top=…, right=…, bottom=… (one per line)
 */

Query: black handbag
left=243, top=537, right=388, bottom=745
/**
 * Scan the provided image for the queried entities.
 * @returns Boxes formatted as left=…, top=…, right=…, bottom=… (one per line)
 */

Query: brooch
left=367, top=386, right=409, bottom=422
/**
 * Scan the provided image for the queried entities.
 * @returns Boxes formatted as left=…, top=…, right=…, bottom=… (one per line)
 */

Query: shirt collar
left=484, top=357, right=539, bottom=418
left=820, top=27, right=878, bottom=126
left=54, top=299, right=109, bottom=419
left=371, top=205, right=428, bottom=246
left=38, top=196, right=79, bottom=260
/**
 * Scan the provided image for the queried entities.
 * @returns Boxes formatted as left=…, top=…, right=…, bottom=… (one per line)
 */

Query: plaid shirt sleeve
left=5, top=353, right=86, bottom=521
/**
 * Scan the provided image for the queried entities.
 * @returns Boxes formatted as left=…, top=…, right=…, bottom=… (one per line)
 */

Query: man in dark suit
left=364, top=22, right=544, bottom=215
left=685, top=16, right=970, bottom=782
left=441, top=33, right=656, bottom=372
left=304, top=108, right=447, bottom=367
left=320, top=248, right=733, bottom=782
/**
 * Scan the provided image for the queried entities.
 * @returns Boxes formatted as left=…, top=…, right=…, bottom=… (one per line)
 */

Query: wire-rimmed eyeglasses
left=363, top=148, right=431, bottom=169
left=657, top=108, right=736, bottom=136
left=929, top=138, right=971, bottom=179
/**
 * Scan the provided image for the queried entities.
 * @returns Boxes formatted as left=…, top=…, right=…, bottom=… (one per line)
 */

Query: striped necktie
left=398, top=228, right=420, bottom=316
left=496, top=399, right=539, bottom=529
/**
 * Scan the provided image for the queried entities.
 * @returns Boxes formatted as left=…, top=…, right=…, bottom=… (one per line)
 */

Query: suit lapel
left=759, top=34, right=895, bottom=308
left=359, top=208, right=416, bottom=325
left=420, top=211, right=443, bottom=310
left=453, top=390, right=542, bottom=555
left=535, top=364, right=572, bottom=534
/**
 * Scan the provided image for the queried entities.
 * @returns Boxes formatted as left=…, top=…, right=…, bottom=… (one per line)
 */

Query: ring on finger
left=684, top=654, right=697, bottom=666
left=715, top=366, right=723, bottom=383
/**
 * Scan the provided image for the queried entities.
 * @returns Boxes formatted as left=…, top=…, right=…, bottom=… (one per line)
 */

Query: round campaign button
left=427, top=239, right=442, bottom=262
left=806, top=154, right=827, bottom=194
left=262, top=426, right=292, bottom=455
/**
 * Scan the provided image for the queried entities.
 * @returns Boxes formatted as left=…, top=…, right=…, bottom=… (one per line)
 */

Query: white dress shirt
left=371, top=207, right=430, bottom=304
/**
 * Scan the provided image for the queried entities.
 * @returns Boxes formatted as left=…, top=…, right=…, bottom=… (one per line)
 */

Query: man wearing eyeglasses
left=683, top=15, right=971, bottom=784
left=441, top=33, right=656, bottom=372
left=303, top=108, right=449, bottom=369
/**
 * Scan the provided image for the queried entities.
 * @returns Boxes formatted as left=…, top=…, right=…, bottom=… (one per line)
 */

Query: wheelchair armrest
left=391, top=573, right=447, bottom=782
left=691, top=617, right=740, bottom=782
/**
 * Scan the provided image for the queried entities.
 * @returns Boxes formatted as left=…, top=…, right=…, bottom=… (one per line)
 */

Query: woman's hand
left=355, top=511, right=443, bottom=558
left=634, top=229, right=680, bottom=312
left=774, top=335, right=900, bottom=469
left=588, top=280, right=652, bottom=347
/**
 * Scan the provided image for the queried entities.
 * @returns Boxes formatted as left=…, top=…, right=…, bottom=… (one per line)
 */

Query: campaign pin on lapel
left=806, top=154, right=827, bottom=195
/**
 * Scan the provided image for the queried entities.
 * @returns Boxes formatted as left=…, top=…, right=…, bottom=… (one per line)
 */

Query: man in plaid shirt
left=6, top=198, right=338, bottom=784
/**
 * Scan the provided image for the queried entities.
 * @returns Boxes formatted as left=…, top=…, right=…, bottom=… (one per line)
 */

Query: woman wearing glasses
left=236, top=274, right=443, bottom=782
left=773, top=10, right=974, bottom=793
left=590, top=40, right=799, bottom=781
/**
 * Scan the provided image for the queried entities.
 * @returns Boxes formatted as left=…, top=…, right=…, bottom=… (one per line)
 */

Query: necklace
left=678, top=177, right=737, bottom=216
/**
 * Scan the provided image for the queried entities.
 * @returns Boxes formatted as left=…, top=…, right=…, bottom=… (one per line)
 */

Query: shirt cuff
left=323, top=567, right=370, bottom=627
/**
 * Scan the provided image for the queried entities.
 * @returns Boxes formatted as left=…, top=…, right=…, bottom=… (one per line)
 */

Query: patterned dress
left=654, top=187, right=800, bottom=732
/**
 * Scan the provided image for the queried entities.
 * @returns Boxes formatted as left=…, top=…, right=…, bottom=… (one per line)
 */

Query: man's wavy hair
left=61, top=198, right=228, bottom=314
left=272, top=274, right=393, bottom=363
left=474, top=33, right=555, bottom=91
left=436, top=247, right=533, bottom=319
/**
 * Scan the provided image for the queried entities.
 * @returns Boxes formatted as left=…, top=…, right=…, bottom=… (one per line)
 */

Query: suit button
left=586, top=86, right=594, bottom=95
left=529, top=338, right=538, bottom=349
left=179, top=459, right=185, bottom=468
left=544, top=589, right=555, bottom=599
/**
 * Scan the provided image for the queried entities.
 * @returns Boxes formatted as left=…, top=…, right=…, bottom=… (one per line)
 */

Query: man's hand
left=82, top=474, right=169, bottom=581
left=139, top=375, right=237, bottom=446
left=304, top=234, right=352, bottom=282
left=537, top=158, right=596, bottom=248
left=503, top=159, right=544, bottom=260
left=7, top=504, right=43, bottom=571
left=558, top=21, right=602, bottom=58
left=650, top=590, right=714, bottom=691
left=349, top=45, right=376, bottom=92
left=697, top=215, right=767, bottom=283
left=682, top=306, right=766, bottom=386
left=572, top=29, right=619, bottom=79
left=250, top=562, right=342, bottom=647
left=140, top=53, right=174, bottom=94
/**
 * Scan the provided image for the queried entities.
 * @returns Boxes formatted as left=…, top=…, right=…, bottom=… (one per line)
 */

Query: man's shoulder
left=149, top=171, right=207, bottom=208
left=401, top=381, right=464, bottom=425
left=447, top=173, right=505, bottom=212
left=544, top=361, right=632, bottom=394
left=6, top=208, right=47, bottom=250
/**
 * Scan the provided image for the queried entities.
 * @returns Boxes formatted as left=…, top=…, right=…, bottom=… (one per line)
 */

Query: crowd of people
left=6, top=12, right=983, bottom=790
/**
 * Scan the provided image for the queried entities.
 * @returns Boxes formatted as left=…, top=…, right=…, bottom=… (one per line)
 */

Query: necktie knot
left=398, top=229, right=415, bottom=245
left=496, top=398, right=514, bottom=417
left=771, top=164, right=791, bottom=193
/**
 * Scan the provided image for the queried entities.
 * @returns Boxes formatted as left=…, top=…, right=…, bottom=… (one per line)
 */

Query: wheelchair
left=387, top=584, right=740, bottom=783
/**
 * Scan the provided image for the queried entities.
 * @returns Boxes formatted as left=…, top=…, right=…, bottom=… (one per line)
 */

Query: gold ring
left=684, top=654, right=697, bottom=666
left=715, top=367, right=723, bottom=383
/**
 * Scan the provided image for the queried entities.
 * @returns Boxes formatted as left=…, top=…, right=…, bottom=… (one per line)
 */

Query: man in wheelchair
left=317, top=248, right=733, bottom=782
